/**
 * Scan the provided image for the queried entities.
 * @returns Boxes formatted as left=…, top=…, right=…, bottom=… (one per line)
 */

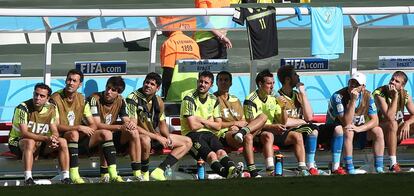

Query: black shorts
left=113, top=131, right=129, bottom=154
left=8, top=138, right=47, bottom=159
left=186, top=131, right=224, bottom=160
left=317, top=123, right=341, bottom=147
left=290, top=123, right=319, bottom=135
left=79, top=134, right=100, bottom=156
left=272, top=130, right=292, bottom=147
left=218, top=136, right=230, bottom=148
left=197, top=37, right=227, bottom=59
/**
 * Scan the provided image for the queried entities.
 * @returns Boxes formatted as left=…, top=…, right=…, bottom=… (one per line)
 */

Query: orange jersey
left=195, top=0, right=230, bottom=8
left=160, top=31, right=200, bottom=69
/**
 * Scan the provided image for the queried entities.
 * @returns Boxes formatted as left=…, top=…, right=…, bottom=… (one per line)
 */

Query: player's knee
left=244, top=133, right=254, bottom=144
left=130, top=130, right=140, bottom=140
left=333, top=125, right=344, bottom=136
left=206, top=151, right=218, bottom=162
left=140, top=135, right=151, bottom=147
left=22, top=139, right=35, bottom=151
left=389, top=121, right=399, bottom=133
left=310, top=129, right=318, bottom=136
left=290, top=132, right=303, bottom=144
left=372, top=127, right=384, bottom=140
left=57, top=138, right=68, bottom=149
left=64, top=131, right=79, bottom=142
left=261, top=132, right=274, bottom=143
left=99, top=130, right=113, bottom=141
left=184, top=137, right=193, bottom=149
left=344, top=129, right=354, bottom=139
left=216, top=149, right=227, bottom=158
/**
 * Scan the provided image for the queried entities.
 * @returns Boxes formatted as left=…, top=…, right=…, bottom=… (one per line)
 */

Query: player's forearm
left=159, top=122, right=170, bottom=138
left=221, top=120, right=235, bottom=128
left=299, top=93, right=314, bottom=122
left=201, top=119, right=221, bottom=131
left=344, top=101, right=357, bottom=126
left=187, top=118, right=204, bottom=131
left=22, top=131, right=48, bottom=142
left=97, top=123, right=122, bottom=132
left=57, top=124, right=78, bottom=132
left=136, top=126, right=159, bottom=140
left=404, top=115, right=414, bottom=125
left=285, top=118, right=306, bottom=128
left=358, top=118, right=378, bottom=132
left=262, top=124, right=280, bottom=132
left=385, top=98, right=399, bottom=121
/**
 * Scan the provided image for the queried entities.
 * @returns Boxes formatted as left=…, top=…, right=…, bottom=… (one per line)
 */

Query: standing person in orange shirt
left=194, top=0, right=232, bottom=59
left=160, top=30, right=200, bottom=101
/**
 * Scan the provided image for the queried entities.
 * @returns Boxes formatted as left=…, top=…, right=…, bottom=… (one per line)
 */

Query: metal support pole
left=42, top=17, right=52, bottom=85
left=148, top=17, right=157, bottom=73
left=249, top=60, right=257, bottom=93
left=44, top=31, right=52, bottom=85
left=349, top=15, right=359, bottom=75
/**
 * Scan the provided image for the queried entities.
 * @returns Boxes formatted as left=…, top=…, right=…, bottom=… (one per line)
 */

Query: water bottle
left=165, top=165, right=173, bottom=180
left=274, top=152, right=284, bottom=176
left=197, top=159, right=205, bottom=180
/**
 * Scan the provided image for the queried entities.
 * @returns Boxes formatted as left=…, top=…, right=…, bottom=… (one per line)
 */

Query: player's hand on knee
left=229, top=125, right=239, bottom=132
left=79, top=125, right=95, bottom=136
left=158, top=136, right=169, bottom=149
left=274, top=124, right=286, bottom=134
left=399, top=123, right=410, bottom=140
left=124, top=121, right=137, bottom=131
left=167, top=137, right=174, bottom=149
left=48, top=135, right=59, bottom=149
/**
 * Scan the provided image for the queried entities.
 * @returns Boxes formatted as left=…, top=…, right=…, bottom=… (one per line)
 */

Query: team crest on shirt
left=105, top=114, right=112, bottom=125
left=28, top=121, right=49, bottom=134
left=67, top=111, right=75, bottom=126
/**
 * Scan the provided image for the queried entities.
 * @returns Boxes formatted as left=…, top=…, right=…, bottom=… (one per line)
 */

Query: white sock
left=61, top=171, right=69, bottom=179
left=332, top=162, right=340, bottom=171
left=265, top=157, right=274, bottom=169
left=298, top=162, right=306, bottom=168
left=24, top=171, right=32, bottom=180
left=389, top=156, right=397, bottom=166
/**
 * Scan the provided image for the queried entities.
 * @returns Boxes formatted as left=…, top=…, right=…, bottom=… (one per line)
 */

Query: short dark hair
left=199, top=71, right=214, bottom=84
left=393, top=71, right=408, bottom=85
left=34, top=83, right=52, bottom=97
left=106, top=76, right=125, bottom=93
left=256, top=69, right=273, bottom=87
left=277, top=65, right=295, bottom=85
left=66, top=69, right=84, bottom=83
left=144, top=72, right=162, bottom=87
left=216, top=71, right=232, bottom=82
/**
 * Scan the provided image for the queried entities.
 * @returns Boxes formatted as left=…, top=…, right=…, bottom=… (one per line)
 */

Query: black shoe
left=61, top=178, right=72, bottom=184
left=24, top=178, right=36, bottom=186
